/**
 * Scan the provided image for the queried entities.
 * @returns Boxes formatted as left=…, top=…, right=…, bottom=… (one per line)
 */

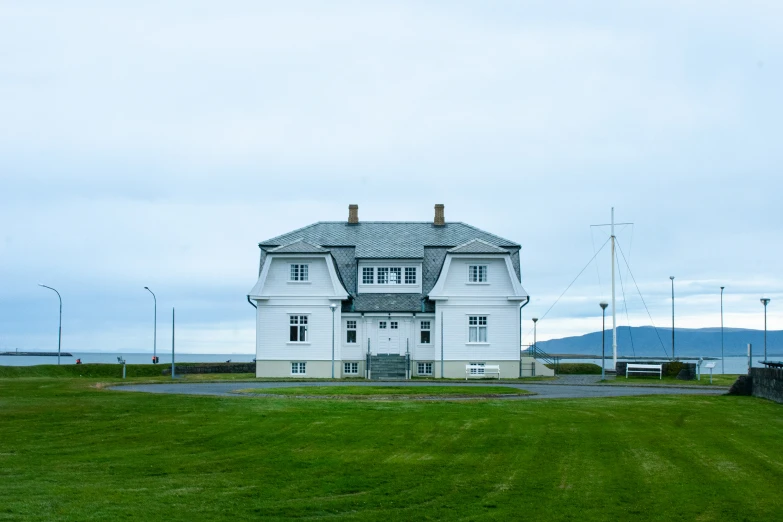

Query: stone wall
left=728, top=375, right=753, bottom=396
left=750, top=368, right=783, bottom=404
left=162, top=362, right=255, bottom=375
left=615, top=361, right=696, bottom=380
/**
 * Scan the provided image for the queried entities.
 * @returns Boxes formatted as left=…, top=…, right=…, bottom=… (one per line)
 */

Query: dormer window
left=362, top=267, right=374, bottom=284
left=290, top=264, right=309, bottom=282
left=468, top=265, right=487, bottom=283
left=388, top=267, right=402, bottom=284
left=361, top=266, right=417, bottom=285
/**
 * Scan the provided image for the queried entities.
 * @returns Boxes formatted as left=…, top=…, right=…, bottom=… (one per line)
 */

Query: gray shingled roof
left=260, top=222, right=519, bottom=259
left=259, top=222, right=522, bottom=312
left=448, top=238, right=509, bottom=254
left=350, top=294, right=424, bottom=313
left=268, top=240, right=329, bottom=254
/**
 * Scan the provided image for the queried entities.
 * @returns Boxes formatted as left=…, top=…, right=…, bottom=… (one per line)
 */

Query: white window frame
left=346, top=320, right=357, bottom=344
left=469, top=362, right=486, bottom=375
left=344, top=362, right=359, bottom=375
left=291, top=362, right=306, bottom=375
left=290, top=264, right=309, bottom=282
left=419, top=320, right=431, bottom=344
left=468, top=265, right=488, bottom=283
left=417, top=362, right=433, bottom=375
left=388, top=267, right=402, bottom=285
left=361, top=266, right=418, bottom=285
left=362, top=267, right=374, bottom=284
left=288, top=315, right=309, bottom=343
left=467, top=315, right=488, bottom=344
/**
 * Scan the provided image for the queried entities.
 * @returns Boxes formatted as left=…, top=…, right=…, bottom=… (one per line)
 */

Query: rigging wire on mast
left=615, top=238, right=669, bottom=358
left=523, top=236, right=612, bottom=340
left=615, top=248, right=637, bottom=357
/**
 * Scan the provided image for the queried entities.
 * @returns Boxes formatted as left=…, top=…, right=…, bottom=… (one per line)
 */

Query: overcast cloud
left=1, top=1, right=781, bottom=353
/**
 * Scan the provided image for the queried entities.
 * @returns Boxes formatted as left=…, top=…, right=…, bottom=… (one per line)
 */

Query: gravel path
left=114, top=380, right=726, bottom=400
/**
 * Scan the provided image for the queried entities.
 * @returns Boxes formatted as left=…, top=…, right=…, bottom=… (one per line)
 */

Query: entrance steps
left=369, top=354, right=408, bottom=380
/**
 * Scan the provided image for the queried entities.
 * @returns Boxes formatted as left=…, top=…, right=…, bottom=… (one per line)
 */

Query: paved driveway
left=115, top=380, right=727, bottom=400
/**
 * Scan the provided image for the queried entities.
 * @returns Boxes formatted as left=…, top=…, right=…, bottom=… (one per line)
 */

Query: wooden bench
left=465, top=364, right=500, bottom=380
left=626, top=363, right=662, bottom=379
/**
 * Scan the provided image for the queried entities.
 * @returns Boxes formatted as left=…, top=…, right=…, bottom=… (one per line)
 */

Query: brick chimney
left=348, top=204, right=359, bottom=224
left=434, top=204, right=445, bottom=226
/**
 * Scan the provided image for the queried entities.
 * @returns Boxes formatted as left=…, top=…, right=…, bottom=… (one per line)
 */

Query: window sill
left=287, top=281, right=312, bottom=284
left=287, top=342, right=311, bottom=345
left=466, top=282, right=490, bottom=285
left=466, top=342, right=490, bottom=345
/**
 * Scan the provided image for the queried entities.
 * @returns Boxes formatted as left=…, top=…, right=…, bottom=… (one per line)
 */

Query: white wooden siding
left=441, top=258, right=514, bottom=296
left=433, top=302, right=520, bottom=362
left=260, top=257, right=334, bottom=296
left=256, top=299, right=341, bottom=361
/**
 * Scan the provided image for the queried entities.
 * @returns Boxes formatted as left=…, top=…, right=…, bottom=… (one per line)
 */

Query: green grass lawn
left=615, top=374, right=740, bottom=387
left=1, top=377, right=781, bottom=521
left=239, top=385, right=528, bottom=398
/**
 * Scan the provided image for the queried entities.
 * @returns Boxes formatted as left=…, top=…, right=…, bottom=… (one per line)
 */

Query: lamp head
left=532, top=317, right=538, bottom=323
left=330, top=304, right=337, bottom=310
left=669, top=276, right=675, bottom=281
left=761, top=298, right=770, bottom=306
left=721, top=286, right=725, bottom=291
left=599, top=302, right=608, bottom=310
left=144, top=286, right=149, bottom=290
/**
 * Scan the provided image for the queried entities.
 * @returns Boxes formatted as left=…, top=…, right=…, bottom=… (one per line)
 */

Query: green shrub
left=544, top=363, right=602, bottom=375
left=664, top=361, right=684, bottom=377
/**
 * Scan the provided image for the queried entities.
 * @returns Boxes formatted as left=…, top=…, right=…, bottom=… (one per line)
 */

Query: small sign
left=705, top=363, right=716, bottom=369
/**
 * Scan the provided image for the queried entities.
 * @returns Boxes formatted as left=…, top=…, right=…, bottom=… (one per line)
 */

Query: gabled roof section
left=267, top=240, right=329, bottom=254
left=259, top=222, right=519, bottom=259
left=448, top=238, right=509, bottom=254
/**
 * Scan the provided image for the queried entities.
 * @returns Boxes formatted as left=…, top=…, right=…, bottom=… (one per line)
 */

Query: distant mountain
left=536, top=327, right=783, bottom=358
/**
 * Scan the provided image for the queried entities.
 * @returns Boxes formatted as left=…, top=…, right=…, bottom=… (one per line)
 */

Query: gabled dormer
left=427, top=238, right=528, bottom=301
left=248, top=240, right=349, bottom=300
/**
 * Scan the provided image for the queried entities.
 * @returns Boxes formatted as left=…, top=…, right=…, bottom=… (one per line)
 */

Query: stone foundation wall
left=750, top=368, right=783, bottom=404
left=163, top=362, right=255, bottom=375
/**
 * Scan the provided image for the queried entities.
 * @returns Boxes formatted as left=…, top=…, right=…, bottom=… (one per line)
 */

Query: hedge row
left=544, top=363, right=603, bottom=375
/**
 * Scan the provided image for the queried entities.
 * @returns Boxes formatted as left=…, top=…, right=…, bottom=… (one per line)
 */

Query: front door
left=377, top=320, right=400, bottom=354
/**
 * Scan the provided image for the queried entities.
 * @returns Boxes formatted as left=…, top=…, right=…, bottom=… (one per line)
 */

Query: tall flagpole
left=611, top=207, right=617, bottom=367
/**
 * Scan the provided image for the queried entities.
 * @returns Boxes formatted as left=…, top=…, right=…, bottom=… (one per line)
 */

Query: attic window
left=290, top=264, right=309, bottom=282
left=468, top=265, right=487, bottom=283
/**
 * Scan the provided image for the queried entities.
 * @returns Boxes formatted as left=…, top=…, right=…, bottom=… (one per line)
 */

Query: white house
left=247, top=204, right=551, bottom=379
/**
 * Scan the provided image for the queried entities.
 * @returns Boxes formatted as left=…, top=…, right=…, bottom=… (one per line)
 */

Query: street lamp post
left=531, top=318, right=538, bottom=378
left=761, top=298, right=771, bottom=362
left=720, top=287, right=725, bottom=374
left=531, top=318, right=538, bottom=356
left=670, top=276, right=675, bottom=360
left=330, top=304, right=337, bottom=378
left=38, top=284, right=62, bottom=365
left=144, top=287, right=157, bottom=363
left=600, top=302, right=608, bottom=380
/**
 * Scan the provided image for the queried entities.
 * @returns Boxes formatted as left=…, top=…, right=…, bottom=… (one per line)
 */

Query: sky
left=1, top=1, right=781, bottom=354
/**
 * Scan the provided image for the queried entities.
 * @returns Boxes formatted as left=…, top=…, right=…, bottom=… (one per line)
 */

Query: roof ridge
left=454, top=222, right=520, bottom=247
left=448, top=238, right=509, bottom=253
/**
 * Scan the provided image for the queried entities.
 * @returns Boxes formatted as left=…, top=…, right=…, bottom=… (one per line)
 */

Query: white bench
left=626, top=363, right=662, bottom=379
left=466, top=364, right=500, bottom=380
